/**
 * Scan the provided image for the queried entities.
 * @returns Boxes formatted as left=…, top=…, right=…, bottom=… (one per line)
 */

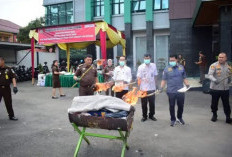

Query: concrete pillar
left=220, top=6, right=232, bottom=60
left=146, top=21, right=154, bottom=61
left=146, top=0, right=154, bottom=61
left=125, top=23, right=133, bottom=68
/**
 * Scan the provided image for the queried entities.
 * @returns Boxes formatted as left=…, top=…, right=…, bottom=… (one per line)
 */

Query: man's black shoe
left=141, top=117, right=147, bottom=122
left=149, top=117, right=157, bottom=121
left=9, top=117, right=18, bottom=121
left=226, top=117, right=232, bottom=124
left=170, top=121, right=176, bottom=127
left=178, top=118, right=185, bottom=125
left=211, top=114, right=217, bottom=122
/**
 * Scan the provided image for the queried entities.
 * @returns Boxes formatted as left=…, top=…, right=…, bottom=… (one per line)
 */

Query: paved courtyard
left=0, top=81, right=232, bottom=157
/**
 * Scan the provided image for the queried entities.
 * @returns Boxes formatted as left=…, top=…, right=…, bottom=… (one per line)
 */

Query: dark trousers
left=141, top=90, right=155, bottom=118
left=116, top=90, right=128, bottom=99
left=0, top=86, right=15, bottom=117
left=79, top=86, right=94, bottom=96
left=167, top=93, right=185, bottom=121
left=199, top=66, right=205, bottom=82
left=211, top=90, right=231, bottom=117
left=106, top=87, right=114, bottom=97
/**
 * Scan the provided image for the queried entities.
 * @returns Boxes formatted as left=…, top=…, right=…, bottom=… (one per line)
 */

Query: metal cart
left=68, top=106, right=135, bottom=157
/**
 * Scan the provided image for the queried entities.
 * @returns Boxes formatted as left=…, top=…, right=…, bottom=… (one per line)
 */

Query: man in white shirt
left=137, top=54, right=158, bottom=122
left=113, top=56, right=132, bottom=99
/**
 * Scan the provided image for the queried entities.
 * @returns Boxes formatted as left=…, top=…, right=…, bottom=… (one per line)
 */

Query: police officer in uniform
left=137, top=54, right=158, bottom=122
left=160, top=55, right=190, bottom=126
left=208, top=52, right=232, bottom=124
left=0, top=57, right=18, bottom=120
left=74, top=54, right=98, bottom=96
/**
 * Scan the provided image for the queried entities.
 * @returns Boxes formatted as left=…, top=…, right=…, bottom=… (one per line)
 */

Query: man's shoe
left=149, top=116, right=157, bottom=121
left=141, top=117, right=147, bottom=122
left=211, top=114, right=217, bottom=122
left=178, top=118, right=185, bottom=125
left=52, top=96, right=58, bottom=99
left=226, top=117, right=232, bottom=124
left=9, top=117, right=18, bottom=121
left=170, top=121, right=176, bottom=127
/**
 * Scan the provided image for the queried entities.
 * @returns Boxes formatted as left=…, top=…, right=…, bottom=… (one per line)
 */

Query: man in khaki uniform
left=208, top=52, right=232, bottom=124
left=74, top=54, right=98, bottom=96
left=0, top=57, right=18, bottom=120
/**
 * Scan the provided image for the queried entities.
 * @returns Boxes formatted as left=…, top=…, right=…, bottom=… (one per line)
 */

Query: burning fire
left=94, top=82, right=112, bottom=92
left=97, top=59, right=105, bottom=66
left=137, top=90, right=147, bottom=98
left=122, top=87, right=138, bottom=105
left=112, top=85, right=125, bottom=92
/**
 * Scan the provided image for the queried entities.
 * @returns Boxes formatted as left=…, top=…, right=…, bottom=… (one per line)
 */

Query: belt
left=80, top=85, right=92, bottom=88
left=0, top=85, right=8, bottom=88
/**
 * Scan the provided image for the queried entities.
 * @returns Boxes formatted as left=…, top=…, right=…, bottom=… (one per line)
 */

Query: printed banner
left=38, top=23, right=96, bottom=44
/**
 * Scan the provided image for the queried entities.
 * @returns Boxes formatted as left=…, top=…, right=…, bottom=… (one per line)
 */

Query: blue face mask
left=144, top=59, right=150, bottom=65
left=119, top=61, right=125, bottom=66
left=169, top=61, right=177, bottom=67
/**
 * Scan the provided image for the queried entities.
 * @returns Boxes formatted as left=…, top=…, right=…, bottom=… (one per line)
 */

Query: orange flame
left=112, top=85, right=125, bottom=92
left=137, top=79, right=141, bottom=87
left=121, top=88, right=149, bottom=105
left=137, top=90, right=147, bottom=98
left=97, top=59, right=105, bottom=66
left=94, top=82, right=112, bottom=92
left=122, top=87, right=138, bottom=105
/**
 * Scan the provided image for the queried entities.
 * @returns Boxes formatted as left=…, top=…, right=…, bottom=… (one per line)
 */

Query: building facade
left=43, top=0, right=232, bottom=76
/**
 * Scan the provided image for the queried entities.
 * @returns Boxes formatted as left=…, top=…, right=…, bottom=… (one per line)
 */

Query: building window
left=156, top=36, right=169, bottom=71
left=94, top=0, right=104, bottom=17
left=154, top=0, right=169, bottom=10
left=112, top=0, right=124, bottom=15
left=132, top=0, right=146, bottom=13
left=45, top=2, right=73, bottom=26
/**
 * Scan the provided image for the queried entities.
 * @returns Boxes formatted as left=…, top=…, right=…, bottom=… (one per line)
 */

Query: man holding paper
left=160, top=55, right=190, bottom=127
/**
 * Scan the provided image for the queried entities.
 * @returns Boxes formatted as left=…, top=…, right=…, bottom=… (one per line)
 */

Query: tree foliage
left=17, top=17, right=45, bottom=44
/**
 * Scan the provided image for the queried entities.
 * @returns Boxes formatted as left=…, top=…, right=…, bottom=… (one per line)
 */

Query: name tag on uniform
left=168, top=68, right=172, bottom=72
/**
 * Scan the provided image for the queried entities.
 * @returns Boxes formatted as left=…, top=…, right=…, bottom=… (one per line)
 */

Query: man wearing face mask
left=137, top=54, right=158, bottom=122
left=160, top=55, right=190, bottom=127
left=113, top=56, right=132, bottom=99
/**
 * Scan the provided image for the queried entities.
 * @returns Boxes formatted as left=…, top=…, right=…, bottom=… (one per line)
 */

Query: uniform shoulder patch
left=210, top=65, right=215, bottom=69
left=11, top=69, right=15, bottom=73
left=77, top=64, right=83, bottom=69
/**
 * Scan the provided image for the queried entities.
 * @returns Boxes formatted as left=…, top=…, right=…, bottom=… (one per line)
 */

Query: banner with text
left=38, top=23, right=96, bottom=44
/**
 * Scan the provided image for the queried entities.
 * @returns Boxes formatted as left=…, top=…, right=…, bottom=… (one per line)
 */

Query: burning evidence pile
left=68, top=95, right=132, bottom=119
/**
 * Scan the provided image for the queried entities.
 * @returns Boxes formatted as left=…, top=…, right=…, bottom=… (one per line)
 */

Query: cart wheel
left=126, top=146, right=130, bottom=150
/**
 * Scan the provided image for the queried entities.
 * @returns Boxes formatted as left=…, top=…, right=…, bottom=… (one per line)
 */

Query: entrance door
left=155, top=35, right=169, bottom=73
left=135, top=36, right=146, bottom=68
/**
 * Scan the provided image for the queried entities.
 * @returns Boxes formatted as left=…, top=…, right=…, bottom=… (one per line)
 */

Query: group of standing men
left=0, top=52, right=231, bottom=126
left=73, top=54, right=191, bottom=126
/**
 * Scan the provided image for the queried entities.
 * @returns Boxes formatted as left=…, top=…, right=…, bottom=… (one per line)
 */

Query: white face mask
left=119, top=61, right=125, bottom=66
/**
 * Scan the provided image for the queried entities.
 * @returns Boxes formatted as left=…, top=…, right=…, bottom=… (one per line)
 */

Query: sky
left=0, top=0, right=44, bottom=27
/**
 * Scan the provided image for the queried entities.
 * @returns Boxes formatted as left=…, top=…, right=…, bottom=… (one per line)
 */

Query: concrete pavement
left=0, top=81, right=231, bottom=157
